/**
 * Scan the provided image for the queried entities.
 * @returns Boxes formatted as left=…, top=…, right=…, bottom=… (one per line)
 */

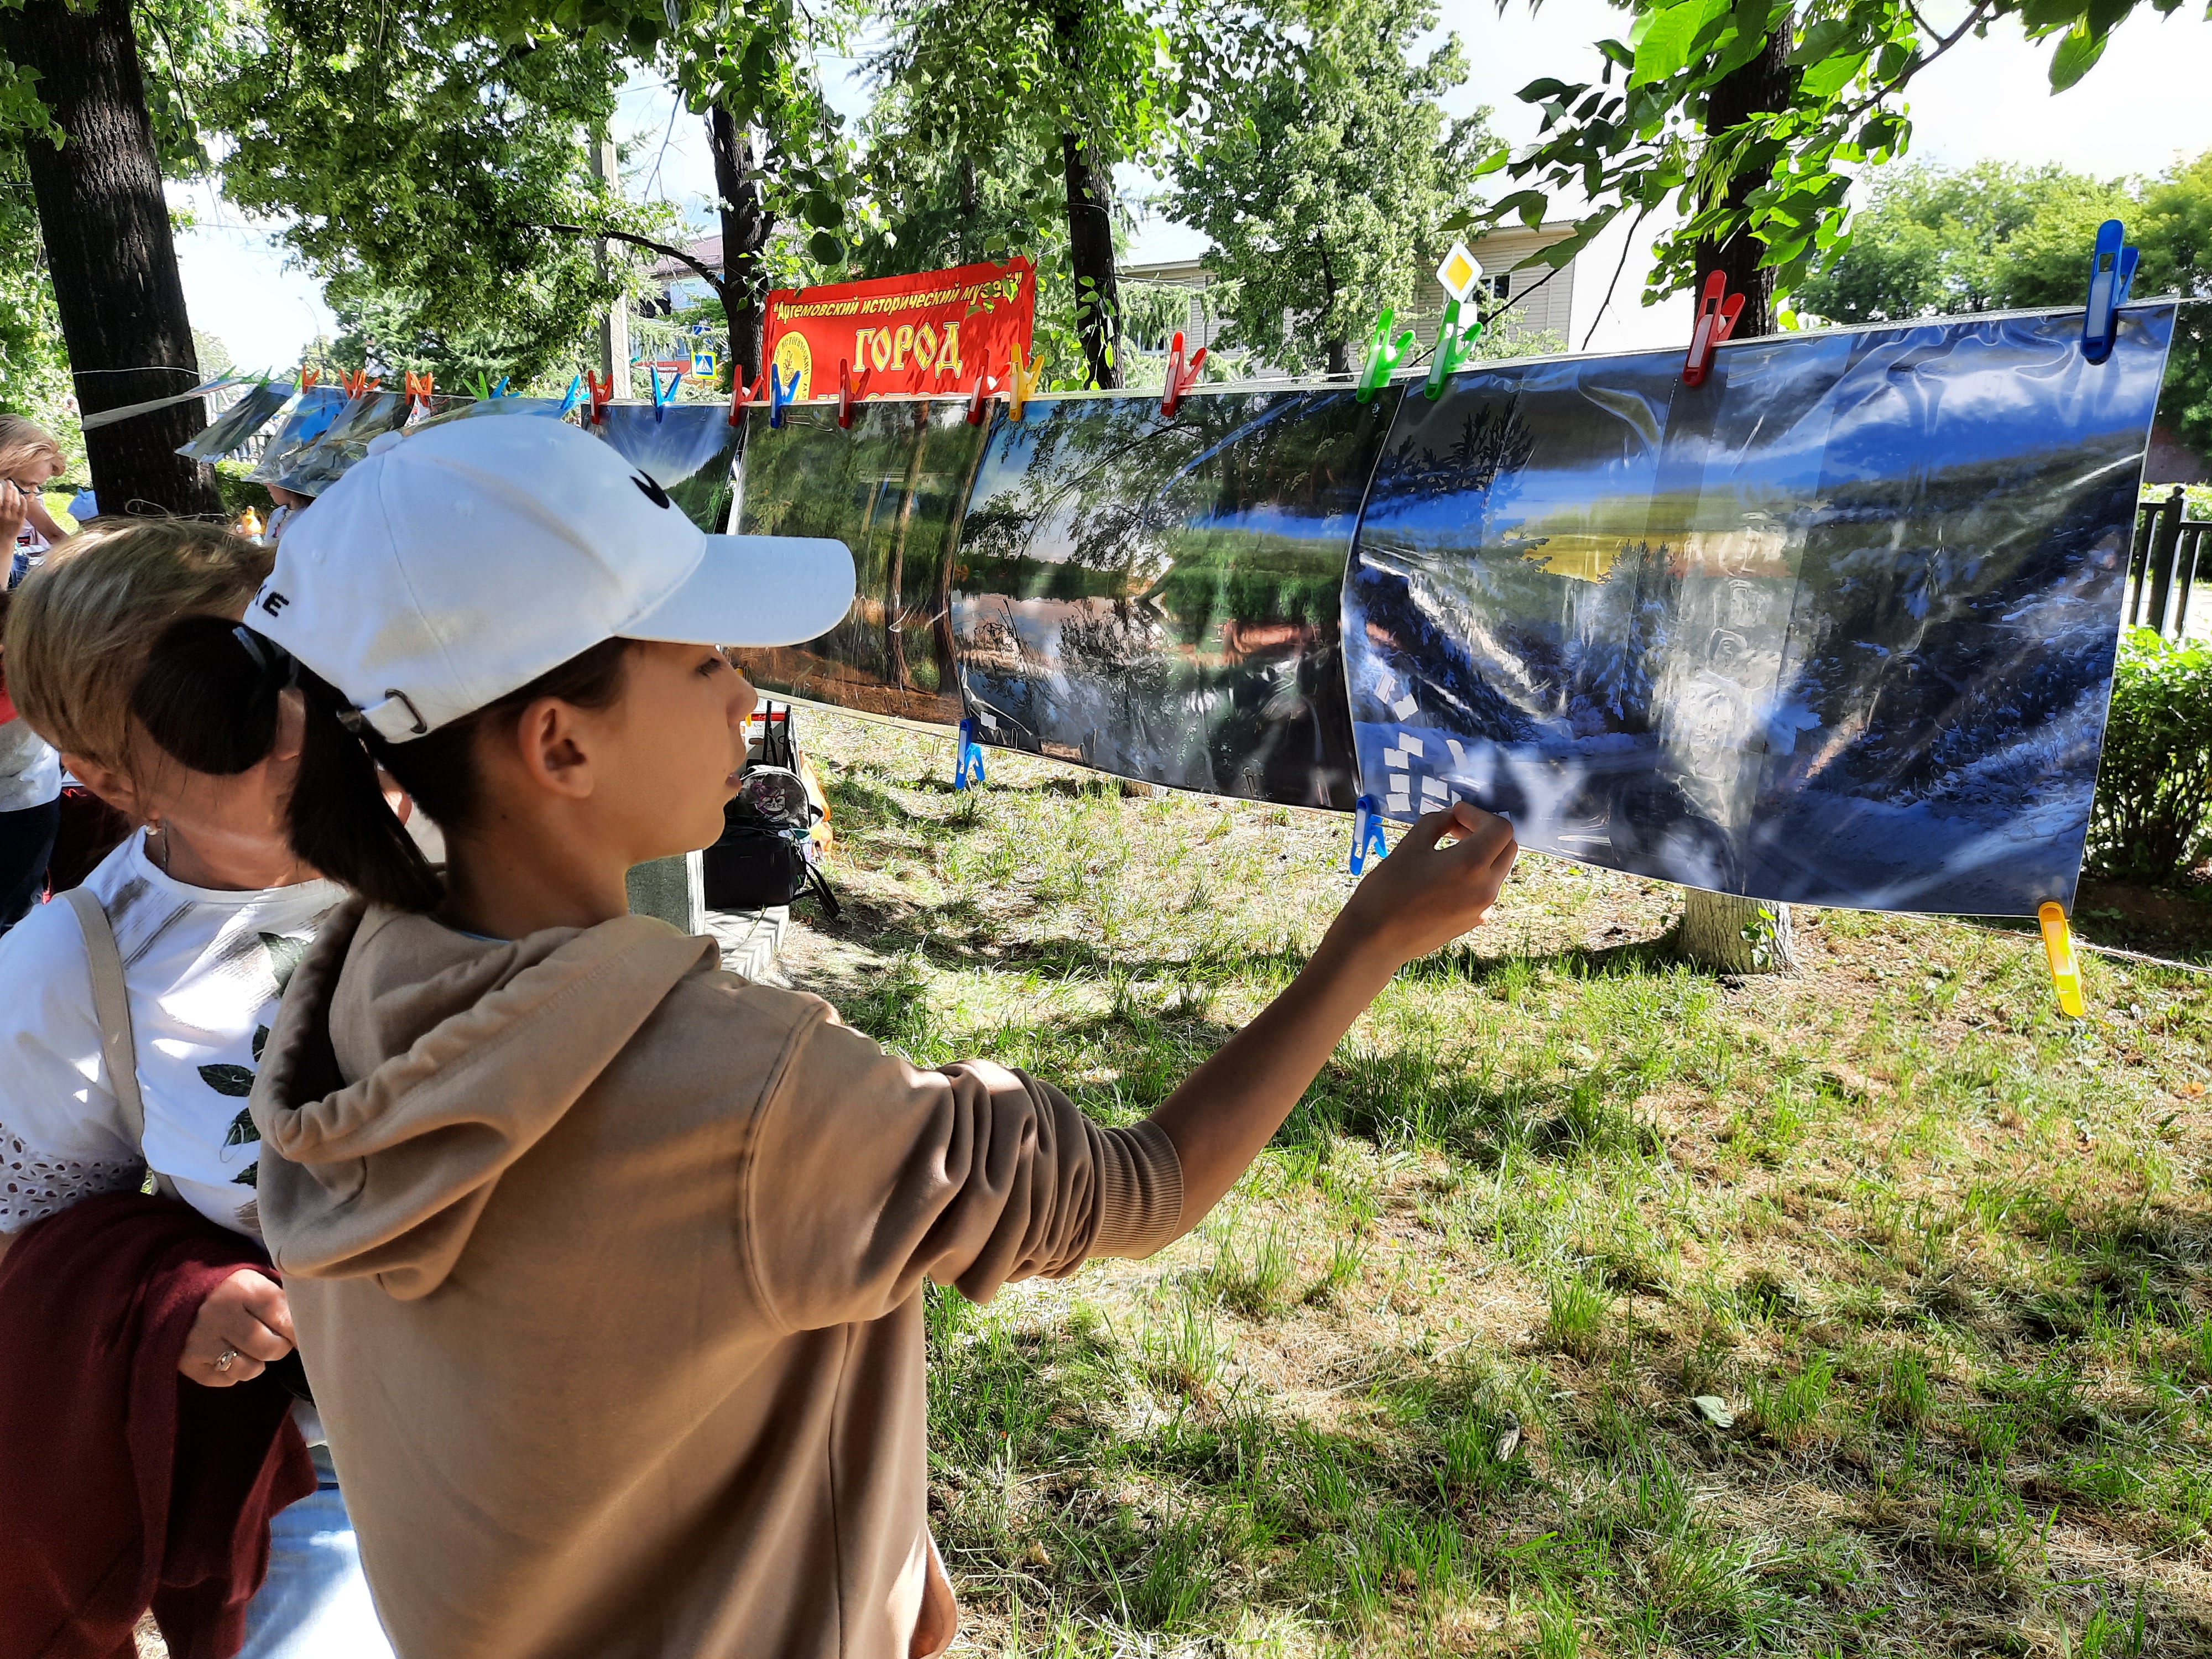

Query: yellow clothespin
left=1006, top=342, right=1045, bottom=423
left=2038, top=901, right=2084, bottom=1018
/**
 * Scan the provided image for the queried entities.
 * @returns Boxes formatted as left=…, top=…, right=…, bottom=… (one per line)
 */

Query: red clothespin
left=299, top=367, right=319, bottom=391
left=964, top=364, right=1000, bottom=426
left=403, top=370, right=435, bottom=414
left=727, top=369, right=768, bottom=427
left=586, top=369, right=615, bottom=426
left=837, top=358, right=873, bottom=429
left=1682, top=271, right=1745, bottom=388
left=1159, top=330, right=1207, bottom=419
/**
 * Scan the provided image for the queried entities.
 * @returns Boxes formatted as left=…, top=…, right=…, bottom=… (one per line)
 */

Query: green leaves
left=225, top=1108, right=260, bottom=1148
left=1496, top=0, right=2157, bottom=319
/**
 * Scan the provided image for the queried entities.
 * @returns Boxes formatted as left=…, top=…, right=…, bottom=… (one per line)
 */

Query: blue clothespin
left=649, top=366, right=674, bottom=422
left=768, top=363, right=796, bottom=429
left=493, top=375, right=512, bottom=398
left=1348, top=794, right=1390, bottom=874
left=953, top=717, right=987, bottom=791
left=556, top=374, right=584, bottom=418
left=2081, top=218, right=2139, bottom=365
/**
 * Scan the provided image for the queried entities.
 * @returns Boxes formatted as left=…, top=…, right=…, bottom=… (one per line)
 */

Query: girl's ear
left=511, top=696, right=596, bottom=801
left=61, top=753, right=143, bottom=821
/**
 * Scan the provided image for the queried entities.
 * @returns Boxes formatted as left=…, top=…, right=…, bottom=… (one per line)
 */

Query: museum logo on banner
left=763, top=257, right=1037, bottom=400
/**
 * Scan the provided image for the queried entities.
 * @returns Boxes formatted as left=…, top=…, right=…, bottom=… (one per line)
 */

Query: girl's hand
left=0, top=479, right=27, bottom=549
left=1333, top=801, right=1518, bottom=968
left=179, top=1267, right=295, bottom=1386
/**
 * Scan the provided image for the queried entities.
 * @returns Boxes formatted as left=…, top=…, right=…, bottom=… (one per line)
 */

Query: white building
left=1123, top=221, right=1582, bottom=374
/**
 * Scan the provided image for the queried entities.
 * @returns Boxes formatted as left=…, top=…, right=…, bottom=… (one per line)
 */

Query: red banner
left=763, top=257, right=1035, bottom=401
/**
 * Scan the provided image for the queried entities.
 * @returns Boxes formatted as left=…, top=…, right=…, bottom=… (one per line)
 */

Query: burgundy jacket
left=0, top=1191, right=315, bottom=1659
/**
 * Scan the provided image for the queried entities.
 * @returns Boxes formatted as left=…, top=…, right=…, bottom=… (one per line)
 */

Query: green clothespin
left=1355, top=308, right=1416, bottom=404
left=1423, top=242, right=1486, bottom=401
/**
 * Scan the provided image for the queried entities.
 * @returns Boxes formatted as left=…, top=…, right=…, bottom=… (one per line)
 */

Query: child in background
left=0, top=415, right=69, bottom=928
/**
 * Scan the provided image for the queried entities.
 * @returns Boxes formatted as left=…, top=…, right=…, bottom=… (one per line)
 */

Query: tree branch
left=541, top=222, right=726, bottom=301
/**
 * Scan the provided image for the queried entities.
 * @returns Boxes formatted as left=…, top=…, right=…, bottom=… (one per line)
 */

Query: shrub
left=2086, top=628, right=2212, bottom=883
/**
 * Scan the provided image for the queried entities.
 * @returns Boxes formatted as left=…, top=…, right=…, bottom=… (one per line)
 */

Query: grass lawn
left=778, top=706, right=2212, bottom=1658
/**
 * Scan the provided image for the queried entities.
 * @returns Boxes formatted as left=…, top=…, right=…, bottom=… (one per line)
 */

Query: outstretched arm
left=1147, top=802, right=1517, bottom=1230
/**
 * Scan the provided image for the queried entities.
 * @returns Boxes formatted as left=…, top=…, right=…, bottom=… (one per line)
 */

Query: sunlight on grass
left=782, top=709, right=2212, bottom=1658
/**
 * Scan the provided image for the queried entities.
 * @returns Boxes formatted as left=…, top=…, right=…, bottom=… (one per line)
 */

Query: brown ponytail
left=132, top=618, right=632, bottom=912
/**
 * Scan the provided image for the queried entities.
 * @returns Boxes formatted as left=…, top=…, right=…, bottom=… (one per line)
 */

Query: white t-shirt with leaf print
left=0, top=831, right=341, bottom=1238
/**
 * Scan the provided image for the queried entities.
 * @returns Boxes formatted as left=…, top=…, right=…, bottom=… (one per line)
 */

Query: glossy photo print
left=592, top=404, right=746, bottom=533
left=1343, top=308, right=2177, bottom=915
left=245, top=385, right=350, bottom=484
left=730, top=399, right=985, bottom=725
left=272, top=391, right=413, bottom=495
left=175, top=380, right=292, bottom=462
left=952, top=387, right=1388, bottom=808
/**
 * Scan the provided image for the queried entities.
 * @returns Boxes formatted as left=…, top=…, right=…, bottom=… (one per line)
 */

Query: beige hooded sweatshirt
left=249, top=900, right=1185, bottom=1659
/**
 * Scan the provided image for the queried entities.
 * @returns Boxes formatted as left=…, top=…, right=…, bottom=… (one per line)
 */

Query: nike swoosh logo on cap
left=632, top=471, right=672, bottom=510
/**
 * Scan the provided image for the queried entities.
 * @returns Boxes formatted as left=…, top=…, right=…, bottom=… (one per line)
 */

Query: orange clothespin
left=341, top=369, right=380, bottom=400
left=1159, top=330, right=1207, bottom=419
left=964, top=364, right=999, bottom=426
left=837, top=358, right=873, bottom=429
left=1682, top=271, right=1745, bottom=387
left=728, top=369, right=768, bottom=427
left=299, top=367, right=319, bottom=391
left=1006, top=342, right=1045, bottom=423
left=403, top=371, right=435, bottom=414
left=586, top=369, right=615, bottom=426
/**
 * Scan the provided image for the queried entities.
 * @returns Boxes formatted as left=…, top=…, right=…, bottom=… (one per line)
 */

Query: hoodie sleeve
left=740, top=1015, right=1184, bottom=1333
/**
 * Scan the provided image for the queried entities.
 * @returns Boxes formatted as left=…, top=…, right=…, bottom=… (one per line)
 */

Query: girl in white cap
left=132, top=415, right=1517, bottom=1659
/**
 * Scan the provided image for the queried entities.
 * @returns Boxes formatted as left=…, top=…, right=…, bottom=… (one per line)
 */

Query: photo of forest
left=1344, top=309, right=2176, bottom=915
left=594, top=404, right=747, bottom=536
left=729, top=398, right=985, bottom=724
left=952, top=388, right=1387, bottom=807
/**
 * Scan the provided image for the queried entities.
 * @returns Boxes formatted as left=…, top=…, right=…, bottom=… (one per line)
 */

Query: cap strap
left=338, top=690, right=431, bottom=743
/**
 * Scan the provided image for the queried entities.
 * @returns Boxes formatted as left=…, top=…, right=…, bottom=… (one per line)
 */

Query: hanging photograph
left=952, top=387, right=1388, bottom=809
left=592, top=403, right=745, bottom=534
left=1343, top=309, right=2177, bottom=915
left=175, top=380, right=293, bottom=462
left=730, top=398, right=985, bottom=726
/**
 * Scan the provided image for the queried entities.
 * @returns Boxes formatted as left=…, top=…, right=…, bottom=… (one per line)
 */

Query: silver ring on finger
left=215, top=1348, right=239, bottom=1373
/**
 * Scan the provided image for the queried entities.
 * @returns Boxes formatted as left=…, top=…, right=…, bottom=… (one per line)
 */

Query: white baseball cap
left=248, top=415, right=853, bottom=742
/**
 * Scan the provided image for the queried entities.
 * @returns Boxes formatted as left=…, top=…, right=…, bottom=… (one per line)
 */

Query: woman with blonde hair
left=0, top=413, right=71, bottom=930
left=0, top=520, right=391, bottom=1657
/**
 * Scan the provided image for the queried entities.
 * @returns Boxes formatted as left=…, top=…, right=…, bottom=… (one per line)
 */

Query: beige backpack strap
left=62, top=886, right=180, bottom=1201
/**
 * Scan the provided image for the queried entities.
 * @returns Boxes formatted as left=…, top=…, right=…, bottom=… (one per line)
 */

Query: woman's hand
left=0, top=479, right=27, bottom=551
left=1329, top=801, right=1519, bottom=967
left=179, top=1266, right=295, bottom=1386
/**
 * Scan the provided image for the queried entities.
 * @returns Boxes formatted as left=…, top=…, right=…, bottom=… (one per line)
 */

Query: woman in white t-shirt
left=0, top=522, right=391, bottom=1659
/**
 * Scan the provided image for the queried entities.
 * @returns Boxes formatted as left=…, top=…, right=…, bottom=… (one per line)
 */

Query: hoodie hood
left=249, top=899, right=716, bottom=1299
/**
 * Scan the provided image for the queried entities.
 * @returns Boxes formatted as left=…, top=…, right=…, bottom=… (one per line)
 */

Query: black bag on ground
left=702, top=763, right=841, bottom=918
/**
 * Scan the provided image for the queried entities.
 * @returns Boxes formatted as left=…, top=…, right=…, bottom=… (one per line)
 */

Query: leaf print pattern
left=225, top=1108, right=260, bottom=1148
left=252, top=1024, right=270, bottom=1062
left=199, top=1063, right=256, bottom=1097
left=231, top=1162, right=258, bottom=1188
left=259, top=933, right=312, bottom=997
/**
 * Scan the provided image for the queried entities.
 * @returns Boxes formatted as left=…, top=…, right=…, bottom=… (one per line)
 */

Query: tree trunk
left=1060, top=132, right=1120, bottom=389
left=1676, top=23, right=1796, bottom=975
left=958, top=156, right=979, bottom=267
left=1325, top=339, right=1349, bottom=376
left=1675, top=890, right=1799, bottom=974
left=707, top=106, right=771, bottom=386
left=1, top=0, right=220, bottom=519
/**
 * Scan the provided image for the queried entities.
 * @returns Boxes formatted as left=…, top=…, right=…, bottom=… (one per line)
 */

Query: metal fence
left=2128, top=486, right=2208, bottom=640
